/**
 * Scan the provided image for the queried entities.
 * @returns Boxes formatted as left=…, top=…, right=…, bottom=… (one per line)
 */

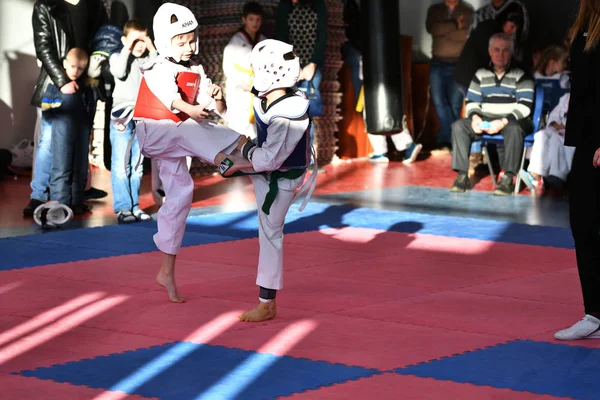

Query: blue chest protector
left=254, top=90, right=311, bottom=170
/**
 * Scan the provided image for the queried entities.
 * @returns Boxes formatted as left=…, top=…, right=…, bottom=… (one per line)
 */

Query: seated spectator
left=526, top=93, right=573, bottom=191
left=455, top=3, right=527, bottom=94
left=533, top=44, right=570, bottom=114
left=450, top=32, right=534, bottom=195
left=454, top=3, right=527, bottom=173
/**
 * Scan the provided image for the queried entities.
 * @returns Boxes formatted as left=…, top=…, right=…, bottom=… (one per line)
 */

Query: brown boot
left=468, top=152, right=483, bottom=175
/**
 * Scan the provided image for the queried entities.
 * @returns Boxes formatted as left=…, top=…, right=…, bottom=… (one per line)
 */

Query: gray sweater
left=109, top=48, right=158, bottom=106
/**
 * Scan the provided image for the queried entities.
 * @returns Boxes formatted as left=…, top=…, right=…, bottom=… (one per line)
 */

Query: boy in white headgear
left=228, top=39, right=317, bottom=322
left=131, top=2, right=251, bottom=303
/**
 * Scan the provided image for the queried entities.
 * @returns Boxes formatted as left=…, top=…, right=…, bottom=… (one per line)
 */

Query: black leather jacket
left=30, top=0, right=107, bottom=107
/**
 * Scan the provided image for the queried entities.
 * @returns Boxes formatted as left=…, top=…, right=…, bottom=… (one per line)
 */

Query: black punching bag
left=360, top=0, right=403, bottom=134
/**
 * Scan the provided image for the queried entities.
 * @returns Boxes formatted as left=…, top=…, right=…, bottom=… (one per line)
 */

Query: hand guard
left=218, top=154, right=253, bottom=177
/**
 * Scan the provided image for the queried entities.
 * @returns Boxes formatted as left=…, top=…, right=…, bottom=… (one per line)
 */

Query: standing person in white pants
left=133, top=3, right=251, bottom=303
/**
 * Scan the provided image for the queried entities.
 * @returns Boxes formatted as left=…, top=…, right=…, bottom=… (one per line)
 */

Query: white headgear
left=153, top=2, right=199, bottom=61
left=250, top=39, right=300, bottom=96
left=33, top=201, right=73, bottom=229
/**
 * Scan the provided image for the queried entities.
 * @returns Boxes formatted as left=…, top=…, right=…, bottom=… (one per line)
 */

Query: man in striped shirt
left=450, top=32, right=534, bottom=195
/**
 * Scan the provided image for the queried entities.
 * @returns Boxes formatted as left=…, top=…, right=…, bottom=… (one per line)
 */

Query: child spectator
left=109, top=19, right=158, bottom=223
left=533, top=44, right=570, bottom=114
left=222, top=1, right=267, bottom=138
left=42, top=48, right=97, bottom=214
left=526, top=93, right=573, bottom=192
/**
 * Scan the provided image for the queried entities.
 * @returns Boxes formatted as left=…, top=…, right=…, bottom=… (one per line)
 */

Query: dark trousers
left=451, top=118, right=531, bottom=175
left=430, top=60, right=464, bottom=146
left=569, top=145, right=600, bottom=314
left=48, top=94, right=92, bottom=206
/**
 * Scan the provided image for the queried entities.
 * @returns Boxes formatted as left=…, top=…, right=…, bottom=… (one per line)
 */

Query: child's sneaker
left=403, top=143, right=422, bottom=164
left=369, top=153, right=389, bottom=163
left=117, top=210, right=137, bottom=223
left=555, top=314, right=600, bottom=340
left=133, top=209, right=152, bottom=221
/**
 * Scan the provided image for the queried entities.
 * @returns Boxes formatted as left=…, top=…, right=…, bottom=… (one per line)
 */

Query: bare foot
left=239, top=300, right=277, bottom=322
left=156, top=271, right=185, bottom=303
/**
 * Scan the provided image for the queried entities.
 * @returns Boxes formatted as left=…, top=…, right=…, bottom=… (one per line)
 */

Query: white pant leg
left=137, top=119, right=239, bottom=162
left=527, top=129, right=551, bottom=176
left=250, top=174, right=299, bottom=291
left=548, top=134, right=575, bottom=181
left=151, top=156, right=192, bottom=204
left=390, top=129, right=413, bottom=152
left=368, top=133, right=388, bottom=156
left=153, top=157, right=194, bottom=255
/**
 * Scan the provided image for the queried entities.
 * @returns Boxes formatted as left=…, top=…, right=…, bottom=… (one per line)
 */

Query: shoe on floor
left=555, top=315, right=600, bottom=340
left=133, top=209, right=152, bottom=221
left=493, top=175, right=514, bottom=196
left=369, top=153, right=389, bottom=163
left=23, top=198, right=44, bottom=218
left=403, top=143, right=422, bottom=164
left=117, top=210, right=137, bottom=223
left=84, top=187, right=107, bottom=200
left=450, top=173, right=470, bottom=193
left=71, top=203, right=93, bottom=215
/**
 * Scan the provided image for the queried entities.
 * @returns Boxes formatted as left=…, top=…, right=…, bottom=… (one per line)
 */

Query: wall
left=0, top=0, right=38, bottom=150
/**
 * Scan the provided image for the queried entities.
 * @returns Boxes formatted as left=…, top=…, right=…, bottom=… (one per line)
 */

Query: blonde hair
left=534, top=45, right=569, bottom=74
left=569, top=0, right=600, bottom=51
left=65, top=47, right=89, bottom=62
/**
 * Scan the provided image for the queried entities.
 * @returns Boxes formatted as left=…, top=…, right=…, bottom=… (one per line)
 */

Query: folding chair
left=480, top=84, right=545, bottom=194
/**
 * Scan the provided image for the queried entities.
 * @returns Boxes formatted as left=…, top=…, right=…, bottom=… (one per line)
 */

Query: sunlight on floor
left=93, top=310, right=244, bottom=400
left=0, top=294, right=127, bottom=365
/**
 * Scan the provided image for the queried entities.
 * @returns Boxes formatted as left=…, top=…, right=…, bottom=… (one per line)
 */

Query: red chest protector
left=133, top=71, right=200, bottom=122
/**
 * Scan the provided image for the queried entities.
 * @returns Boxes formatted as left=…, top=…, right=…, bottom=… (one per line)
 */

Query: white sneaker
left=555, top=314, right=600, bottom=340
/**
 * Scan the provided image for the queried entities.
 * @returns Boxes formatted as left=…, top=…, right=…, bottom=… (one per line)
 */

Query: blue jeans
left=48, top=95, right=91, bottom=206
left=110, top=121, right=143, bottom=213
left=429, top=60, right=464, bottom=146
left=30, top=114, right=53, bottom=201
